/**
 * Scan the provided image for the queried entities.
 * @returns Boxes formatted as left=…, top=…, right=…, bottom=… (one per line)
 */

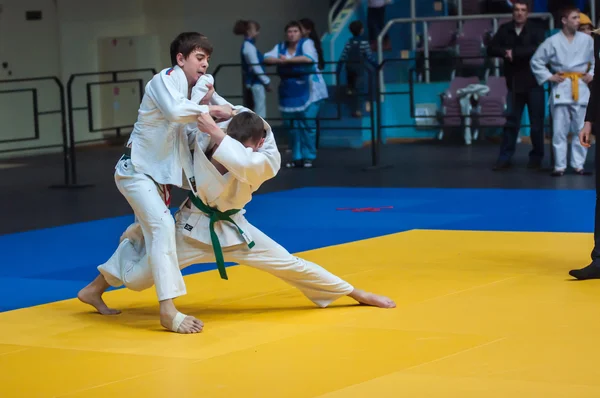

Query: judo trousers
left=551, top=104, right=589, bottom=171
left=98, top=206, right=355, bottom=308
left=109, top=157, right=187, bottom=302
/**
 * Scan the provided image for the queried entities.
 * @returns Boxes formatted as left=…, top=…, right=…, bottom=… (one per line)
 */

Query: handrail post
left=592, top=0, right=596, bottom=30
left=66, top=75, right=79, bottom=186
left=411, top=0, right=417, bottom=51
left=57, top=78, right=69, bottom=187
left=62, top=68, right=157, bottom=189
left=493, top=18, right=500, bottom=77
left=423, top=21, right=430, bottom=83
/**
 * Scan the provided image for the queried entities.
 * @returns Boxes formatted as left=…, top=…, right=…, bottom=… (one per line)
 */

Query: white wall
left=0, top=0, right=62, bottom=155
left=0, top=0, right=329, bottom=158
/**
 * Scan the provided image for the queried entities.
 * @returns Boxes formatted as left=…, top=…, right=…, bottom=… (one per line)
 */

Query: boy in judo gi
left=87, top=111, right=396, bottom=334
left=78, top=32, right=235, bottom=334
left=530, top=6, right=595, bottom=176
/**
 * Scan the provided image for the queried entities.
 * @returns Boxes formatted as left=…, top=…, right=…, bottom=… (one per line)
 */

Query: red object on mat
left=336, top=206, right=393, bottom=212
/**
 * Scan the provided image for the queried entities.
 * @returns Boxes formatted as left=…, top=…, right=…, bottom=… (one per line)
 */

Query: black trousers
left=347, top=71, right=362, bottom=114
left=367, top=6, right=386, bottom=42
left=497, top=86, right=546, bottom=163
left=592, top=135, right=600, bottom=264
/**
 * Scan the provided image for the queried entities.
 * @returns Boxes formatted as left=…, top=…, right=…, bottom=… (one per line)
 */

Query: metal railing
left=212, top=61, right=383, bottom=168
left=0, top=76, right=68, bottom=186
left=377, top=13, right=555, bottom=87
left=65, top=68, right=156, bottom=187
left=454, top=0, right=595, bottom=25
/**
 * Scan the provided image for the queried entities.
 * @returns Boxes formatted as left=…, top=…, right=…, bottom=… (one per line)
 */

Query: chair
left=437, top=76, right=481, bottom=140
left=477, top=76, right=508, bottom=129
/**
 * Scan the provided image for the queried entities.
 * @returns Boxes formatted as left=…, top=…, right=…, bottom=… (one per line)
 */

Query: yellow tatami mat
left=1, top=230, right=599, bottom=397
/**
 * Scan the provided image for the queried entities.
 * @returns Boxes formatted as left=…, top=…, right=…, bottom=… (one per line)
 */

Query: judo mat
left=1, top=187, right=600, bottom=397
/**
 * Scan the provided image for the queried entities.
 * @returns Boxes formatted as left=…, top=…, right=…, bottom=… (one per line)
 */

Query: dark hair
left=512, top=0, right=530, bottom=10
left=560, top=6, right=580, bottom=20
left=349, top=21, right=364, bottom=36
left=285, top=20, right=303, bottom=33
left=227, top=112, right=266, bottom=144
left=170, top=32, right=213, bottom=66
left=299, top=18, right=325, bottom=70
left=233, top=20, right=260, bottom=36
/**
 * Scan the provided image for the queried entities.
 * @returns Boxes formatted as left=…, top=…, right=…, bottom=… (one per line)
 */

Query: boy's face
left=563, top=11, right=581, bottom=33
left=177, top=48, right=210, bottom=86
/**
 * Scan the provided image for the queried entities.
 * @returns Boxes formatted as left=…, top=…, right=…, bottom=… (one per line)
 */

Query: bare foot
left=78, top=275, right=121, bottom=315
left=348, top=289, right=396, bottom=308
left=160, top=312, right=204, bottom=334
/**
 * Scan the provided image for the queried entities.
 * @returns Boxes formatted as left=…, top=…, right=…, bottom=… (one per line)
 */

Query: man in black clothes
left=487, top=0, right=547, bottom=170
left=569, top=30, right=600, bottom=280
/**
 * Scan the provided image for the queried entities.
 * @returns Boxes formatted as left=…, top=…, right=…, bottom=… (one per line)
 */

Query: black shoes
left=569, top=263, right=600, bottom=280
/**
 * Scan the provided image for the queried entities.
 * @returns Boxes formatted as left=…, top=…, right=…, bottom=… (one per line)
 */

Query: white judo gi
left=99, top=112, right=355, bottom=308
left=530, top=31, right=595, bottom=171
left=114, top=66, right=238, bottom=303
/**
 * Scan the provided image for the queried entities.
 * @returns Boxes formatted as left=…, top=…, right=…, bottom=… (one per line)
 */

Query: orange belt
left=560, top=72, right=585, bottom=101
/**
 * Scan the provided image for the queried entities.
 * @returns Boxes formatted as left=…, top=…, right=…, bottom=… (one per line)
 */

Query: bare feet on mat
left=348, top=289, right=396, bottom=308
left=160, top=311, right=204, bottom=334
left=77, top=275, right=121, bottom=315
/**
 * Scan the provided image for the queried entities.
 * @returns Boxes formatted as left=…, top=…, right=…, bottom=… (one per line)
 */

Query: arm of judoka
left=185, top=124, right=212, bottom=153
left=184, top=123, right=213, bottom=152
left=209, top=92, right=237, bottom=107
left=529, top=39, right=554, bottom=85
left=588, top=39, right=596, bottom=78
left=212, top=136, right=280, bottom=186
left=149, top=73, right=210, bottom=123
left=190, top=74, right=215, bottom=104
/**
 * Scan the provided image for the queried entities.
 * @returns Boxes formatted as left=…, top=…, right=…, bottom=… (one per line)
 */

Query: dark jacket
left=486, top=20, right=546, bottom=92
left=585, top=34, right=600, bottom=129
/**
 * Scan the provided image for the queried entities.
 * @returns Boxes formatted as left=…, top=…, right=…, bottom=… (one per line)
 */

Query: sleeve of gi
left=530, top=37, right=554, bottom=85
left=211, top=117, right=281, bottom=187
left=147, top=71, right=210, bottom=123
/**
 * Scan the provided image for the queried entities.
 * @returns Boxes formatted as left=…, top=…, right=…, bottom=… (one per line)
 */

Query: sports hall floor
left=1, top=141, right=599, bottom=397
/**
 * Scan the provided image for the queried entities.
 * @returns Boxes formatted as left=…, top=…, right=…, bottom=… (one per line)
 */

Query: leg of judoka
left=77, top=274, right=121, bottom=315
left=551, top=104, right=570, bottom=173
left=77, top=222, right=144, bottom=314
left=93, top=224, right=203, bottom=333
left=570, top=104, right=589, bottom=171
left=223, top=224, right=395, bottom=308
left=100, top=160, right=201, bottom=334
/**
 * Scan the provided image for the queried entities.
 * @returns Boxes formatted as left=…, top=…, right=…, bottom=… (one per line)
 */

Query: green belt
left=122, top=146, right=131, bottom=159
left=187, top=191, right=254, bottom=280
